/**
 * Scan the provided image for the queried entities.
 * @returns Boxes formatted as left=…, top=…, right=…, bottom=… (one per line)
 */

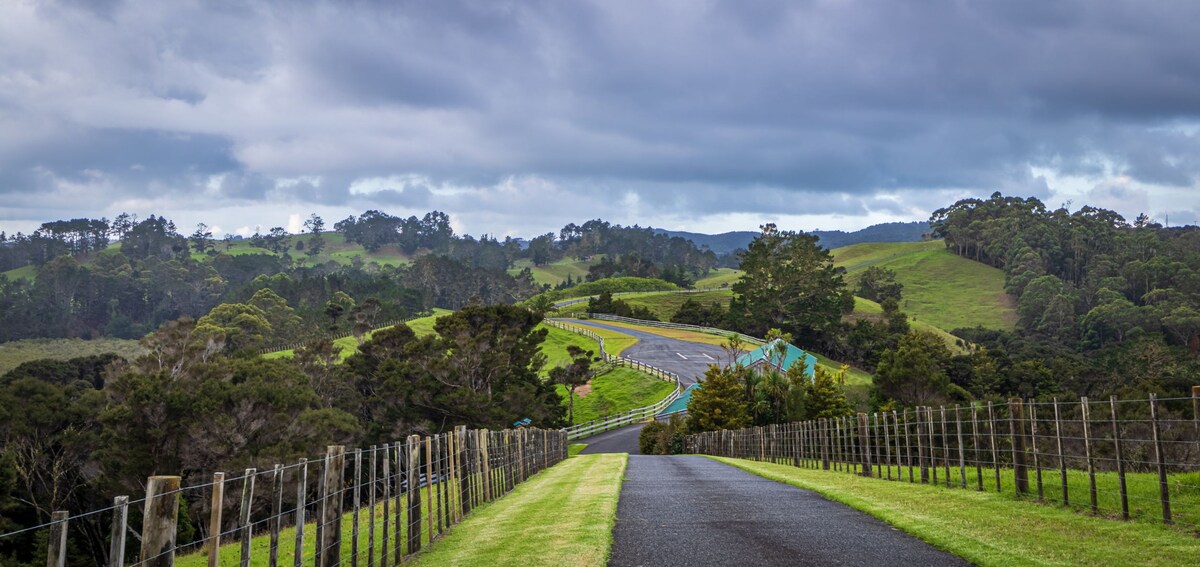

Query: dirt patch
left=574, top=381, right=593, bottom=397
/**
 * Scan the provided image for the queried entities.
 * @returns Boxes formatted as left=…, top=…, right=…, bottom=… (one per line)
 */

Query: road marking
left=700, top=353, right=714, bottom=360
left=676, top=353, right=688, bottom=360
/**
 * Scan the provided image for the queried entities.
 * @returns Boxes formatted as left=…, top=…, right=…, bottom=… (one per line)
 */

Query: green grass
left=694, top=268, right=743, bottom=288
left=0, top=264, right=37, bottom=281
left=557, top=289, right=734, bottom=320
left=509, top=256, right=605, bottom=287
left=410, top=454, right=624, bottom=567
left=263, top=309, right=452, bottom=361
left=713, top=457, right=1200, bottom=567
left=832, top=241, right=1016, bottom=331
left=541, top=325, right=602, bottom=374
left=851, top=296, right=967, bottom=353
left=568, top=444, right=588, bottom=457
left=558, top=367, right=676, bottom=425
left=0, top=337, right=145, bottom=376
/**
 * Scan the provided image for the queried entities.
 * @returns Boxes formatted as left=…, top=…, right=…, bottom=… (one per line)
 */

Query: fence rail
left=1, top=427, right=567, bottom=566
left=550, top=285, right=731, bottom=308
left=546, top=320, right=683, bottom=440
left=688, top=391, right=1200, bottom=528
left=572, top=313, right=767, bottom=346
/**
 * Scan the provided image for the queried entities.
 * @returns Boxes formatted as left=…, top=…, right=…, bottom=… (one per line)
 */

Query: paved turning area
left=557, top=319, right=730, bottom=386
left=609, top=456, right=970, bottom=567
left=578, top=422, right=646, bottom=455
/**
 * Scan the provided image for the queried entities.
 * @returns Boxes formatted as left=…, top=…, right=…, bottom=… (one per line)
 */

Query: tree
left=303, top=214, right=326, bottom=257
left=549, top=345, right=593, bottom=424
left=731, top=224, right=854, bottom=343
left=804, top=365, right=853, bottom=419
left=687, top=364, right=751, bottom=433
left=873, top=331, right=958, bottom=407
left=190, top=223, right=214, bottom=254
left=855, top=266, right=903, bottom=303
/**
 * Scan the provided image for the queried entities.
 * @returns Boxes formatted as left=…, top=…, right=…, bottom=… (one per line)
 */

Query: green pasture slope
left=693, top=268, right=742, bottom=288
left=832, top=240, right=1016, bottom=332
left=508, top=256, right=605, bottom=287
left=0, top=337, right=145, bottom=375
left=556, top=289, right=734, bottom=320
left=263, top=308, right=452, bottom=361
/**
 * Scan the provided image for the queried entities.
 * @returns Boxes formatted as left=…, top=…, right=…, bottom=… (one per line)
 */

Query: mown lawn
left=558, top=367, right=676, bottom=425
left=715, top=457, right=1200, bottom=567
left=409, top=454, right=625, bottom=567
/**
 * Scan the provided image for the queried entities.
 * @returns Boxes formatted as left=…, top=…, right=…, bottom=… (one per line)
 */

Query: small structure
left=735, top=339, right=817, bottom=380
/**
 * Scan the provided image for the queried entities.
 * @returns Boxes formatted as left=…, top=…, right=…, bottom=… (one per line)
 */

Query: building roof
left=735, top=339, right=817, bottom=379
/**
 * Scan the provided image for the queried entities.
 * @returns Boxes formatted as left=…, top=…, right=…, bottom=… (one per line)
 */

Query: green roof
left=735, top=339, right=817, bottom=379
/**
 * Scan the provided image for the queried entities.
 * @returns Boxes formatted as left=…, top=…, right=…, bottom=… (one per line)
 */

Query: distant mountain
left=654, top=221, right=931, bottom=254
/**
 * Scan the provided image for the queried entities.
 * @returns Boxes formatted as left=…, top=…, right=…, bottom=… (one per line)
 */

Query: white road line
left=700, top=353, right=714, bottom=360
left=676, top=352, right=688, bottom=360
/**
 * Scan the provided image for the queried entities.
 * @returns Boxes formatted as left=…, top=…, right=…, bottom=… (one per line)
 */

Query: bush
left=638, top=414, right=689, bottom=454
left=639, top=421, right=667, bottom=454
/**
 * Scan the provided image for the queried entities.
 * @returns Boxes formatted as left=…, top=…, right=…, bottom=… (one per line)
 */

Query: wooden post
left=940, top=406, right=951, bottom=487
left=987, top=403, right=1000, bottom=492
left=955, top=406, right=966, bottom=489
left=206, top=472, right=224, bottom=567
left=425, top=436, right=435, bottom=540
left=1030, top=406, right=1043, bottom=500
left=320, top=446, right=345, bottom=567
left=379, top=445, right=389, bottom=567
left=892, top=411, right=903, bottom=482
left=407, top=435, right=423, bottom=554
left=238, top=469, right=256, bottom=567
left=367, top=446, right=377, bottom=567
left=108, top=496, right=128, bottom=567
left=971, top=405, right=982, bottom=491
left=882, top=413, right=893, bottom=481
left=1150, top=394, right=1173, bottom=524
left=1053, top=399, right=1068, bottom=506
left=480, top=430, right=492, bottom=501
left=140, top=475, right=181, bottom=567
left=351, top=450, right=361, bottom=567
left=294, top=459, right=307, bottom=567
left=820, top=419, right=829, bottom=470
left=857, top=413, right=871, bottom=477
left=314, top=454, right=327, bottom=566
left=47, top=511, right=68, bottom=567
left=1110, top=397, right=1129, bottom=520
left=1082, top=397, right=1097, bottom=513
left=392, top=443, right=402, bottom=560
left=1010, top=399, right=1028, bottom=495
left=903, top=411, right=913, bottom=483
left=269, top=465, right=282, bottom=567
left=916, top=407, right=928, bottom=483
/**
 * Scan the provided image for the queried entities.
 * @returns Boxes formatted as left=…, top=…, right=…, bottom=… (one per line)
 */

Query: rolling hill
left=655, top=221, right=930, bottom=255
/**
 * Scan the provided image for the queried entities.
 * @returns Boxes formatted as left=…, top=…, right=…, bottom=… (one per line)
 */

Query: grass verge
left=568, top=444, right=588, bottom=457
left=711, top=457, right=1200, bottom=567
left=410, top=454, right=626, bottom=567
left=559, top=367, right=676, bottom=424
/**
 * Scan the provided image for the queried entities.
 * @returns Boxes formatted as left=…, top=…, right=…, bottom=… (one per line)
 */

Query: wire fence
left=4, top=426, right=568, bottom=567
left=545, top=320, right=682, bottom=439
left=687, top=392, right=1200, bottom=529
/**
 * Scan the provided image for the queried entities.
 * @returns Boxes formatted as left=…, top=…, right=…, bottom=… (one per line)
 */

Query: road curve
left=577, top=422, right=647, bottom=455
left=552, top=319, right=731, bottom=386
left=609, top=456, right=970, bottom=567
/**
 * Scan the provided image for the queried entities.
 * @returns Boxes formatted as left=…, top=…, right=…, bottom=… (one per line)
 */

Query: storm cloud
left=1, top=0, right=1197, bottom=236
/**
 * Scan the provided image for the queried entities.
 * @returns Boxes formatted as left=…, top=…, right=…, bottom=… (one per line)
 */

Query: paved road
left=554, top=319, right=730, bottom=386
left=610, top=456, right=970, bottom=567
left=577, top=422, right=646, bottom=455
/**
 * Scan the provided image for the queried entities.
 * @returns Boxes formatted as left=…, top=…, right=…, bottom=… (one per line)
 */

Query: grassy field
left=694, top=268, right=743, bottom=288
left=715, top=457, right=1200, bottom=567
left=410, top=454, right=624, bottom=567
left=831, top=241, right=1016, bottom=331
left=557, top=289, right=734, bottom=320
left=558, top=367, right=676, bottom=424
left=0, top=337, right=145, bottom=375
left=850, top=296, right=967, bottom=353
left=264, top=309, right=452, bottom=361
left=508, top=256, right=604, bottom=287
left=0, top=263, right=37, bottom=281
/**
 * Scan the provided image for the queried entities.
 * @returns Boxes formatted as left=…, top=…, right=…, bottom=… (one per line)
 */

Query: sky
left=1, top=0, right=1198, bottom=239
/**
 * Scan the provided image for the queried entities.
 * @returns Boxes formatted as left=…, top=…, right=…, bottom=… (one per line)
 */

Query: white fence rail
left=574, top=312, right=768, bottom=346
left=546, top=320, right=683, bottom=440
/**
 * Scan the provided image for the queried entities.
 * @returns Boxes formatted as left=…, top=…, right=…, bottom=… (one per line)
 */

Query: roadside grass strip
left=410, top=454, right=626, bottom=567
left=711, top=457, right=1200, bottom=567
left=560, top=367, right=677, bottom=424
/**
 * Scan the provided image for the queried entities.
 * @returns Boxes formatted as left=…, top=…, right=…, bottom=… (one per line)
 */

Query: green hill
left=832, top=240, right=1016, bottom=331
left=694, top=268, right=742, bottom=288
left=556, top=289, right=734, bottom=320
left=508, top=256, right=604, bottom=286
left=0, top=337, right=145, bottom=376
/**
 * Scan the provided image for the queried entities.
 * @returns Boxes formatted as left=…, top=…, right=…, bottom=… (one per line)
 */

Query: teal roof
left=660, top=383, right=700, bottom=415
left=735, top=339, right=817, bottom=379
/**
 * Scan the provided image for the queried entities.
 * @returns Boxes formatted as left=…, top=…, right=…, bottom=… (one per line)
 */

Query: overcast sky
left=2, top=0, right=1198, bottom=239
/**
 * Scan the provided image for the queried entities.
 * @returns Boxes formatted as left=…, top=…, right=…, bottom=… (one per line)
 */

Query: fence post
left=393, top=443, right=403, bottom=561
left=141, top=475, right=182, bottom=567
left=955, top=406, right=966, bottom=489
left=269, top=465, right=282, bottom=567
left=108, top=496, right=128, bottom=567
left=320, top=446, right=345, bottom=567
left=379, top=445, right=390, bottom=566
left=1030, top=406, right=1043, bottom=500
left=47, top=511, right=68, bottom=567
left=916, top=407, right=928, bottom=483
left=882, top=413, right=892, bottom=480
left=480, top=429, right=492, bottom=502
left=238, top=469, right=256, bottom=567
left=987, top=402, right=1000, bottom=492
left=1082, top=397, right=1097, bottom=513
left=1053, top=399, right=1067, bottom=506
left=367, top=447, right=377, bottom=567
left=351, top=450, right=361, bottom=567
left=971, top=405, right=982, bottom=491
left=294, top=459, right=307, bottom=567
left=820, top=419, right=829, bottom=470
left=857, top=413, right=871, bottom=477
left=1149, top=394, right=1173, bottom=524
left=1010, top=398, right=1028, bottom=495
left=1110, top=397, right=1129, bottom=520
left=408, top=435, right=423, bottom=554
left=206, top=473, right=224, bottom=567
left=940, top=406, right=951, bottom=487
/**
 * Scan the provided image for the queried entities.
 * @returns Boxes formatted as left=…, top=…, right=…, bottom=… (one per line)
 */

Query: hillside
left=832, top=240, right=1016, bottom=331
left=655, top=222, right=930, bottom=255
left=507, top=256, right=603, bottom=286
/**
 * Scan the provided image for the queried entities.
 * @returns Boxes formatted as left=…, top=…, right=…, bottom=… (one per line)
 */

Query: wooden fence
left=688, top=392, right=1200, bottom=528
left=9, top=427, right=567, bottom=566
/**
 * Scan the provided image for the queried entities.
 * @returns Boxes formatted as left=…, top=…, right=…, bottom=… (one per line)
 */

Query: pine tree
left=687, top=365, right=751, bottom=432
